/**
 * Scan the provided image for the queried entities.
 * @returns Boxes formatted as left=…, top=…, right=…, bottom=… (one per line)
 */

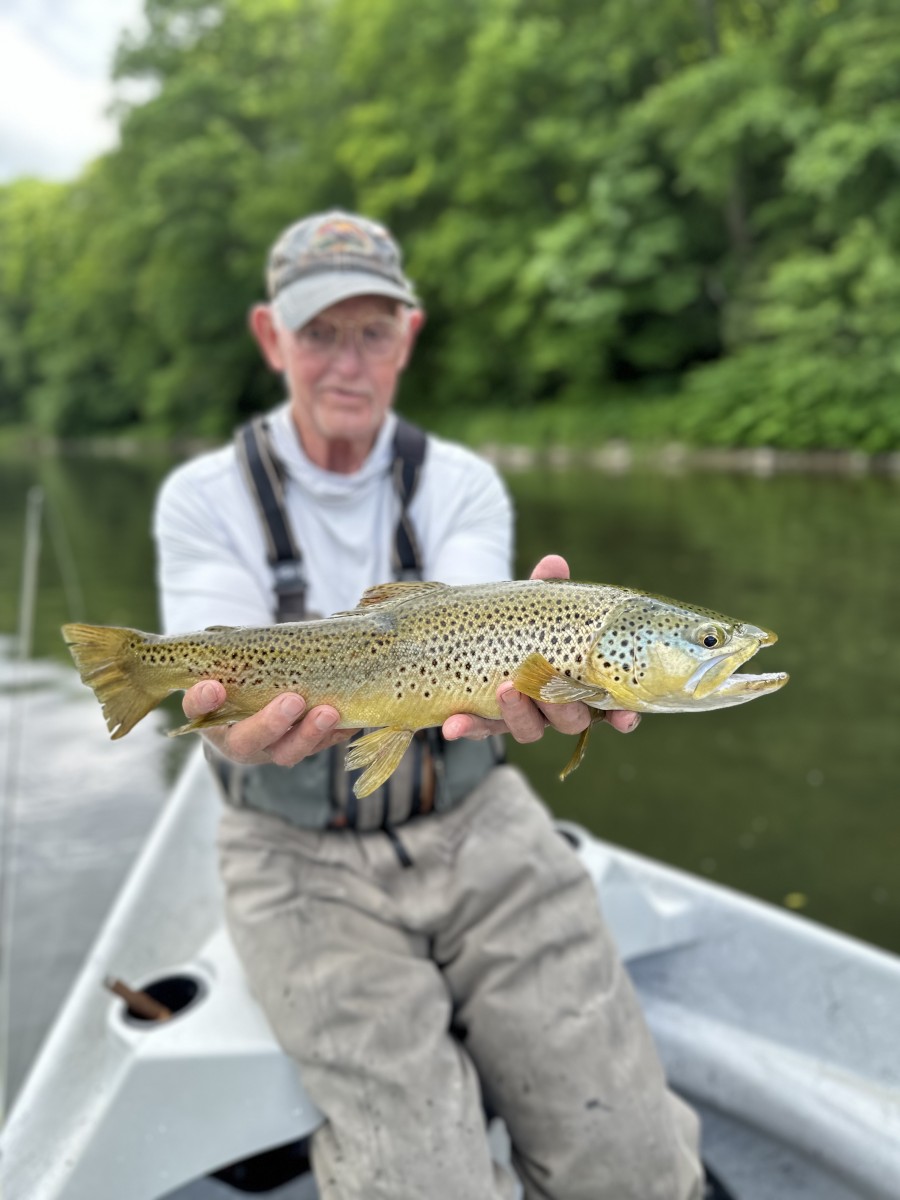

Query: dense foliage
left=1, top=0, right=898, bottom=450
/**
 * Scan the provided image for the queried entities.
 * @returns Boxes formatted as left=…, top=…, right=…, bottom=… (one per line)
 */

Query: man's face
left=251, top=294, right=422, bottom=462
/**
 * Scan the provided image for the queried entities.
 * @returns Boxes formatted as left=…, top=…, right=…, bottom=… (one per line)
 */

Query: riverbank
left=478, top=441, right=900, bottom=477
left=2, top=421, right=899, bottom=476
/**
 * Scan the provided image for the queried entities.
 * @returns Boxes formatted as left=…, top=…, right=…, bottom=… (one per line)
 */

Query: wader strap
left=235, top=415, right=428, bottom=619
left=391, top=417, right=426, bottom=581
left=235, top=418, right=307, bottom=623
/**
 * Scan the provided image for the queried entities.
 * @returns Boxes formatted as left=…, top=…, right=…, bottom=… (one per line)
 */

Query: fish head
left=587, top=593, right=788, bottom=712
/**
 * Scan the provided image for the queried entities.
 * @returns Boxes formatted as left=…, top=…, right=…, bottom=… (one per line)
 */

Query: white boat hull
left=2, top=746, right=899, bottom=1199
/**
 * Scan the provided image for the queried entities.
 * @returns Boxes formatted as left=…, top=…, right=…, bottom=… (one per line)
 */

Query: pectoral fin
left=513, top=653, right=610, bottom=706
left=345, top=727, right=415, bottom=798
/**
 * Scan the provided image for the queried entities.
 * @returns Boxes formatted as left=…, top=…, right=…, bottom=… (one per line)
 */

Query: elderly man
left=154, top=210, right=703, bottom=1199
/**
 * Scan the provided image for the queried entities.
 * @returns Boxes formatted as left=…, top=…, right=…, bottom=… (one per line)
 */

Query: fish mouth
left=711, top=670, right=790, bottom=700
left=686, top=628, right=787, bottom=701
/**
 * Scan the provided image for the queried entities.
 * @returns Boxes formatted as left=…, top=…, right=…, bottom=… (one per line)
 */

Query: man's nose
left=331, top=330, right=364, bottom=372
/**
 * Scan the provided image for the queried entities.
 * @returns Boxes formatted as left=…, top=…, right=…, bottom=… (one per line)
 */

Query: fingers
left=219, top=693, right=297, bottom=762
left=442, top=714, right=507, bottom=741
left=441, top=686, right=592, bottom=746
left=183, top=682, right=348, bottom=767
left=604, top=709, right=642, bottom=734
left=226, top=698, right=346, bottom=767
left=443, top=691, right=642, bottom=747
left=183, top=679, right=227, bottom=720
left=530, top=554, right=570, bottom=581
left=441, top=688, right=563, bottom=745
left=264, top=704, right=349, bottom=767
left=497, top=683, right=558, bottom=742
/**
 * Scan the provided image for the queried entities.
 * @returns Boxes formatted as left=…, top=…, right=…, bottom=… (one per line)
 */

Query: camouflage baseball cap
left=266, top=210, right=419, bottom=329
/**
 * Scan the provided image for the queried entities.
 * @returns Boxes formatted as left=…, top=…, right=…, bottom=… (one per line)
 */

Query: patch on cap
left=307, top=216, right=383, bottom=258
left=267, top=210, right=414, bottom=298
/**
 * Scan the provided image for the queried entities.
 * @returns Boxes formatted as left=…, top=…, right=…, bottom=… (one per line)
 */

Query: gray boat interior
left=2, top=748, right=898, bottom=1200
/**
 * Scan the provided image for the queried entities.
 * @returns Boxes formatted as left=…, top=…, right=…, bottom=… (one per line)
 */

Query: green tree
left=0, top=180, right=68, bottom=425
left=0, top=0, right=897, bottom=449
left=675, top=1, right=900, bottom=448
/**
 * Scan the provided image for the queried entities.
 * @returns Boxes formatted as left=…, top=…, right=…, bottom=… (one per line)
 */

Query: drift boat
left=1, top=746, right=898, bottom=1200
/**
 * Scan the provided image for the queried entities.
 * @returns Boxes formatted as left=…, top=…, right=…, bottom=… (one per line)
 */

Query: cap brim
left=272, top=272, right=418, bottom=330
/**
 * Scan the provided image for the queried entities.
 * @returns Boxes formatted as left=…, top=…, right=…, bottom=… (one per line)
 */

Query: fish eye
left=696, top=623, right=728, bottom=649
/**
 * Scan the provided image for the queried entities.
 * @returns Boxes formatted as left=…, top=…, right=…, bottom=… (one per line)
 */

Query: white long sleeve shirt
left=154, top=402, right=514, bottom=634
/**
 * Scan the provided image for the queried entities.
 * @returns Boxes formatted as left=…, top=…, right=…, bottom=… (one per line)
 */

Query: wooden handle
left=104, top=976, right=172, bottom=1022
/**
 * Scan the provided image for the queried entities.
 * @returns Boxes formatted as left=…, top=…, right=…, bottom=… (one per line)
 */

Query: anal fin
left=345, top=727, right=415, bottom=798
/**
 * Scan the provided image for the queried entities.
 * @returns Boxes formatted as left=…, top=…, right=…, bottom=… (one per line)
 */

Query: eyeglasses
left=293, top=316, right=405, bottom=361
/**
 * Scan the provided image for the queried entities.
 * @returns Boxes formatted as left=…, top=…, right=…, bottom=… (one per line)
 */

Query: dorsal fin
left=329, top=580, right=448, bottom=618
left=358, top=580, right=448, bottom=608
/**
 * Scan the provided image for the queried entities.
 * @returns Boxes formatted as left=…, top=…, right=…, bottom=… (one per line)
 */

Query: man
left=154, top=210, right=703, bottom=1199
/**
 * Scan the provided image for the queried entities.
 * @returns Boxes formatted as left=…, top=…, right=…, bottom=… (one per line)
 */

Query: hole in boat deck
left=121, top=974, right=205, bottom=1026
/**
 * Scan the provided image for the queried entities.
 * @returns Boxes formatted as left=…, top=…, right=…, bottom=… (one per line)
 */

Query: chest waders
left=207, top=415, right=503, bottom=836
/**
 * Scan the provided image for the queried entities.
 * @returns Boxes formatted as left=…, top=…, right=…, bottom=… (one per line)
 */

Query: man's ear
left=397, top=307, right=426, bottom=370
left=248, top=304, right=285, bottom=371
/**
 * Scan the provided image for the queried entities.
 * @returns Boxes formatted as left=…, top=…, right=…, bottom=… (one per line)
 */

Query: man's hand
left=181, top=680, right=353, bottom=767
left=442, top=554, right=640, bottom=745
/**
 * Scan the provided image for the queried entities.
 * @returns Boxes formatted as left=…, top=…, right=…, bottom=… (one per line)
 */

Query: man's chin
left=316, top=404, right=382, bottom=443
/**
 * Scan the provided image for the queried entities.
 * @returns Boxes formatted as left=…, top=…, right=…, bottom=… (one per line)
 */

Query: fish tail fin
left=62, top=623, right=169, bottom=739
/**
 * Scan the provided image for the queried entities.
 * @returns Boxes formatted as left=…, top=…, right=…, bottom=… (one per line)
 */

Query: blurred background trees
left=1, top=0, right=897, bottom=449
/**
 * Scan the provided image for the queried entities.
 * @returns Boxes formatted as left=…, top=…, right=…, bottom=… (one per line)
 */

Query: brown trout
left=62, top=578, right=788, bottom=798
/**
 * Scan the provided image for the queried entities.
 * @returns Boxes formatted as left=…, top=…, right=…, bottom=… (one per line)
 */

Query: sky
left=0, top=0, right=146, bottom=183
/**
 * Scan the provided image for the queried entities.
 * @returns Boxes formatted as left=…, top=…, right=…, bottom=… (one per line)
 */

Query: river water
left=1, top=447, right=898, bottom=1103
